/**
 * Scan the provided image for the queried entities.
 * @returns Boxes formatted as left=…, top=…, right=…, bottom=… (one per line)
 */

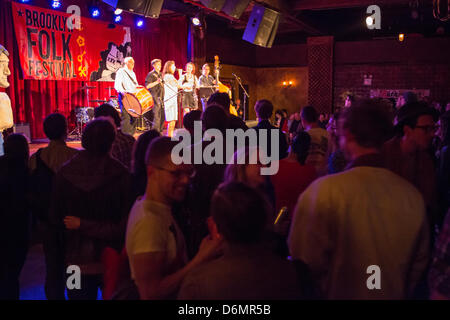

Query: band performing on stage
left=113, top=57, right=229, bottom=137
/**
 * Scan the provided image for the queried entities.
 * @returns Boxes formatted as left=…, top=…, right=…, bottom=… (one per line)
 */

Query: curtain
left=0, top=0, right=188, bottom=138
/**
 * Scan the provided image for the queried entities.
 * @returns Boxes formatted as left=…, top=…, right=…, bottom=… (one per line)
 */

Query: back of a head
left=4, top=133, right=29, bottom=165
left=341, top=99, right=393, bottom=149
left=94, top=103, right=121, bottom=128
left=43, top=113, right=67, bottom=140
left=207, top=92, right=230, bottom=111
left=291, top=131, right=311, bottom=165
left=202, top=104, right=228, bottom=132
left=254, top=99, right=273, bottom=120
left=145, top=136, right=179, bottom=168
left=81, top=118, right=116, bottom=156
left=300, top=105, right=318, bottom=124
left=211, top=181, right=269, bottom=244
left=132, top=129, right=160, bottom=174
left=183, top=109, right=202, bottom=132
left=402, top=91, right=418, bottom=105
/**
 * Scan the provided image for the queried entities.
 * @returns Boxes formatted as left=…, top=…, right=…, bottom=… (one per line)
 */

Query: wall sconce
left=282, top=80, right=294, bottom=87
left=363, top=74, right=373, bottom=86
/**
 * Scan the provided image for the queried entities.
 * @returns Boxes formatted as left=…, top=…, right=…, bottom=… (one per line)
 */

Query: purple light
left=114, top=15, right=122, bottom=23
left=91, top=8, right=100, bottom=18
left=136, top=19, right=144, bottom=28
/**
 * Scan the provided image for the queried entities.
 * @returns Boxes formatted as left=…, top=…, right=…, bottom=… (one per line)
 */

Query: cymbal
left=90, top=99, right=107, bottom=103
left=80, top=85, right=96, bottom=90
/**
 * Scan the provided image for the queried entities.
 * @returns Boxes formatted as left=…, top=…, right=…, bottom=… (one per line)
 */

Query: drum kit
left=69, top=84, right=154, bottom=140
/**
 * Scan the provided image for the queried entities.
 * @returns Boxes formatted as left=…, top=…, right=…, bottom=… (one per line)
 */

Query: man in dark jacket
left=49, top=118, right=133, bottom=300
left=251, top=99, right=288, bottom=160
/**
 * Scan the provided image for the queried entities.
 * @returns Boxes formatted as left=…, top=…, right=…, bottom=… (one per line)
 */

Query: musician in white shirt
left=114, top=57, right=139, bottom=135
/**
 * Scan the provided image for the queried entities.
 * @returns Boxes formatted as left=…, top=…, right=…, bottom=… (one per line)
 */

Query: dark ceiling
left=161, top=0, right=450, bottom=44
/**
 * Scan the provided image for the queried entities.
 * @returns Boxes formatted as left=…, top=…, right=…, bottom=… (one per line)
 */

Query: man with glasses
left=125, top=137, right=222, bottom=299
left=383, top=101, right=439, bottom=233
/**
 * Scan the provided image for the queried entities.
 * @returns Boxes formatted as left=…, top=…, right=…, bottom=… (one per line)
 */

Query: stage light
left=398, top=33, right=405, bottom=42
left=114, top=15, right=122, bottom=23
left=114, top=8, right=123, bottom=15
left=136, top=19, right=144, bottom=28
left=90, top=7, right=100, bottom=18
left=192, top=17, right=201, bottom=26
left=366, top=16, right=374, bottom=26
left=20, top=0, right=30, bottom=2
left=51, top=0, right=62, bottom=9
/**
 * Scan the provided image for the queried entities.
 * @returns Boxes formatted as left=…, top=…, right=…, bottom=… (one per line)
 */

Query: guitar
left=214, top=55, right=238, bottom=116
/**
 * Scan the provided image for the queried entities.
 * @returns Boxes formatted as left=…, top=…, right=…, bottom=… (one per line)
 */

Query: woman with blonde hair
left=179, top=62, right=199, bottom=116
left=162, top=60, right=181, bottom=137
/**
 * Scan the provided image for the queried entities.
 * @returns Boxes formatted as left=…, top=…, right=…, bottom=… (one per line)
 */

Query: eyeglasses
left=415, top=125, right=438, bottom=133
left=154, top=166, right=196, bottom=179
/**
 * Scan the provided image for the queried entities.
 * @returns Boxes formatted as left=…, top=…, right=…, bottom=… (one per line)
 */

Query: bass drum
left=121, top=87, right=154, bottom=118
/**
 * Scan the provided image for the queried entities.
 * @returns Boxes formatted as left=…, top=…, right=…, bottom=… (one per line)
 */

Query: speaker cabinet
left=102, top=0, right=164, bottom=18
left=222, top=0, right=251, bottom=19
left=200, top=0, right=227, bottom=12
left=242, top=5, right=280, bottom=48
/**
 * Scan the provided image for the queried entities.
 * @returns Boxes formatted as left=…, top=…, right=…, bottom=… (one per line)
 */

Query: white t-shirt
left=126, top=197, right=187, bottom=279
left=0, top=92, right=13, bottom=131
left=114, top=67, right=138, bottom=94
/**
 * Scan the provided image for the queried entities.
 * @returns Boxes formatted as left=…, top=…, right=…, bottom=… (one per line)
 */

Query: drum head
left=122, top=93, right=142, bottom=117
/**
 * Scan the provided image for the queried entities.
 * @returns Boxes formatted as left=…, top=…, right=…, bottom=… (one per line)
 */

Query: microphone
left=232, top=73, right=241, bottom=80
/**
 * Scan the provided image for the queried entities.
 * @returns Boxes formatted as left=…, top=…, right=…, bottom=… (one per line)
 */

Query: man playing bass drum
left=114, top=57, right=139, bottom=135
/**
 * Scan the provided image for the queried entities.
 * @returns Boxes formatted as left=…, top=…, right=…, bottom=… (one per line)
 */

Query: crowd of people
left=1, top=90, right=450, bottom=300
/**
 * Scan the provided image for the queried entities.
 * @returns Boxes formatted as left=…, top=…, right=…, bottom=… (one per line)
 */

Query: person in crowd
left=382, top=102, right=439, bottom=229
left=274, top=109, right=287, bottom=130
left=0, top=134, right=30, bottom=299
left=49, top=118, right=133, bottom=300
left=428, top=209, right=450, bottom=299
left=251, top=99, right=288, bottom=160
left=183, top=105, right=229, bottom=259
left=271, top=131, right=317, bottom=220
left=396, top=91, right=418, bottom=110
left=207, top=92, right=247, bottom=130
left=178, top=182, right=303, bottom=300
left=94, top=103, right=135, bottom=171
left=288, top=112, right=302, bottom=142
left=300, top=105, right=329, bottom=176
left=326, top=112, right=348, bottom=174
left=344, top=94, right=354, bottom=108
left=131, top=129, right=161, bottom=199
left=446, top=102, right=450, bottom=112
left=436, top=111, right=450, bottom=228
left=318, top=113, right=328, bottom=129
left=289, top=100, right=430, bottom=299
left=183, top=109, right=202, bottom=140
left=28, top=113, right=78, bottom=300
left=125, top=137, right=222, bottom=299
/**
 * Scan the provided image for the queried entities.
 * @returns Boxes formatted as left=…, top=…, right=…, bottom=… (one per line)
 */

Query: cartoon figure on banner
left=90, top=27, right=132, bottom=81
left=0, top=44, right=14, bottom=156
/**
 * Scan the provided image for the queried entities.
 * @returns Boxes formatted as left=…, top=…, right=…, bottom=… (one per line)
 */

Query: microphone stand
left=233, top=73, right=249, bottom=121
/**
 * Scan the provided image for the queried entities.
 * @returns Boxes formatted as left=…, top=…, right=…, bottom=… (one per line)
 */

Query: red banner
left=12, top=2, right=131, bottom=81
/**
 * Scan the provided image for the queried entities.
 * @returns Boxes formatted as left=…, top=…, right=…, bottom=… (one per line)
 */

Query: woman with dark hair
left=163, top=60, right=181, bottom=137
left=327, top=112, right=348, bottom=174
left=0, top=134, right=30, bottom=299
left=131, top=129, right=160, bottom=199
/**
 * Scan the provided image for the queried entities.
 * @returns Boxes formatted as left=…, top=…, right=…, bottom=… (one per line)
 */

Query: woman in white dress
left=162, top=60, right=180, bottom=137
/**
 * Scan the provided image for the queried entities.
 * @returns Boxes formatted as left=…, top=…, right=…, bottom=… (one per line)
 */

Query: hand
left=64, top=216, right=81, bottom=230
left=193, top=235, right=223, bottom=265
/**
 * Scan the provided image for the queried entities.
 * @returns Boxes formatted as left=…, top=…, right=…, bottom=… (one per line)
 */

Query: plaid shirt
left=429, top=210, right=450, bottom=297
left=111, top=130, right=135, bottom=171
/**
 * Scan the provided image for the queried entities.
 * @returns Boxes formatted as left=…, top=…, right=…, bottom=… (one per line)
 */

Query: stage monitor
left=200, top=0, right=227, bottom=12
left=222, top=0, right=251, bottom=19
left=102, top=0, right=164, bottom=19
left=242, top=4, right=280, bottom=48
